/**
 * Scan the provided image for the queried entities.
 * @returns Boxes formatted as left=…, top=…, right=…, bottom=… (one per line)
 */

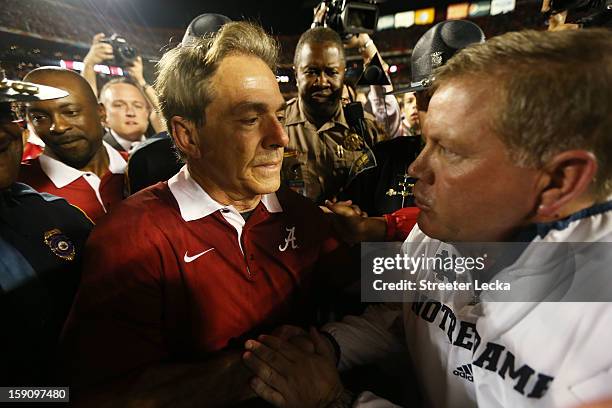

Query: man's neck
left=300, top=98, right=338, bottom=130
left=79, top=144, right=110, bottom=177
left=188, top=164, right=261, bottom=212
left=111, top=129, right=144, bottom=144
left=44, top=142, right=110, bottom=178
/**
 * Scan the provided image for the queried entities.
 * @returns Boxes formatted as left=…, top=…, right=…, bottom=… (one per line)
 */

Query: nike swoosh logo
left=184, top=248, right=215, bottom=263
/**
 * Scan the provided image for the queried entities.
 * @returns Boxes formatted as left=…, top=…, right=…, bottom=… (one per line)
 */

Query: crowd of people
left=1, top=2, right=612, bottom=408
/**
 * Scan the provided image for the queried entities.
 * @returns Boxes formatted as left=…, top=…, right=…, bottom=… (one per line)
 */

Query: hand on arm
left=322, top=199, right=387, bottom=244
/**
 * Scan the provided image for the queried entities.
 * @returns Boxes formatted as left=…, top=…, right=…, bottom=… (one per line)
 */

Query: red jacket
left=61, top=167, right=343, bottom=387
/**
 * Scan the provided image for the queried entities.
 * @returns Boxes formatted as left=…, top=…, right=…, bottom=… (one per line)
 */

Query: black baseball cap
left=181, top=13, right=232, bottom=46
left=388, top=20, right=485, bottom=95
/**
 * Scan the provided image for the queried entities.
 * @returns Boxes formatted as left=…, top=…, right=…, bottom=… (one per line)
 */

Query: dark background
left=60, top=0, right=454, bottom=35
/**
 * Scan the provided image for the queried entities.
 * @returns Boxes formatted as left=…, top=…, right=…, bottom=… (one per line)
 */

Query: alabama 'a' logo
left=278, top=226, right=299, bottom=251
left=44, top=228, right=76, bottom=261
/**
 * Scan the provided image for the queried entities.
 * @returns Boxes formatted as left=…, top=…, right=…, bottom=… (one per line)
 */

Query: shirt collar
left=168, top=165, right=283, bottom=222
left=26, top=132, right=45, bottom=147
left=110, top=129, right=146, bottom=152
left=39, top=141, right=127, bottom=188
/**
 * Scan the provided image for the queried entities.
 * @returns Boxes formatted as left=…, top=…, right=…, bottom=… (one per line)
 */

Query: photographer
left=82, top=33, right=165, bottom=137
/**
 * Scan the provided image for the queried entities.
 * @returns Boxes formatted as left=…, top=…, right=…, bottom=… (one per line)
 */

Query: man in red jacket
left=61, top=21, right=347, bottom=407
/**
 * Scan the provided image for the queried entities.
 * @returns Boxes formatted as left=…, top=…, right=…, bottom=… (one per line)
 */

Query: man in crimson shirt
left=60, top=22, right=347, bottom=406
left=19, top=67, right=126, bottom=222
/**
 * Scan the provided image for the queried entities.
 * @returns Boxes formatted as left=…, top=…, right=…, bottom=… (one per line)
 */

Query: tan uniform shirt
left=282, top=98, right=383, bottom=204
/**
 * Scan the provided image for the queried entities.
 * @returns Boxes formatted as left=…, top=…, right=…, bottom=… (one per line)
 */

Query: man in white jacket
left=241, top=28, right=612, bottom=408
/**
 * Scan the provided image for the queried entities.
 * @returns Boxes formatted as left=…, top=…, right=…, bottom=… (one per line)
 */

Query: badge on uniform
left=44, top=228, right=76, bottom=261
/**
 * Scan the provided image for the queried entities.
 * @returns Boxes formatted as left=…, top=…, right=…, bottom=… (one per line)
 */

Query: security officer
left=0, top=72, right=93, bottom=385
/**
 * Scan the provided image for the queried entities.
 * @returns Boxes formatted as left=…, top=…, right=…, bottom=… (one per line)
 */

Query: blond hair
left=432, top=28, right=612, bottom=200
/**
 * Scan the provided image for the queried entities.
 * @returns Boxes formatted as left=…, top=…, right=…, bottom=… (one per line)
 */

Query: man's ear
left=170, top=116, right=201, bottom=160
left=536, top=150, right=598, bottom=220
left=98, top=103, right=107, bottom=127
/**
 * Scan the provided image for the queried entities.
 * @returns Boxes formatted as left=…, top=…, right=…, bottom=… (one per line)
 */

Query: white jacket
left=324, top=201, right=612, bottom=408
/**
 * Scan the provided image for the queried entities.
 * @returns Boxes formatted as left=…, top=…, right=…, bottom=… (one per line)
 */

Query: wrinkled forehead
left=208, top=54, right=285, bottom=109
left=298, top=42, right=345, bottom=68
left=102, top=83, right=147, bottom=104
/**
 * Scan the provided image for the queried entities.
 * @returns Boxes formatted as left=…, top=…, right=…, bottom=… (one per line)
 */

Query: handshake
left=242, top=325, right=351, bottom=408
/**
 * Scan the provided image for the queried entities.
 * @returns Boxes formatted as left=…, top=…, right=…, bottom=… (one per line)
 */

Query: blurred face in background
left=403, top=92, right=419, bottom=128
left=100, top=83, right=150, bottom=141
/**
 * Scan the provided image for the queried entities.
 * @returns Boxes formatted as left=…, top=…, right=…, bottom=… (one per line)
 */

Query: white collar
left=39, top=140, right=127, bottom=188
left=110, top=129, right=146, bottom=152
left=26, top=130, right=45, bottom=147
left=168, top=165, right=283, bottom=222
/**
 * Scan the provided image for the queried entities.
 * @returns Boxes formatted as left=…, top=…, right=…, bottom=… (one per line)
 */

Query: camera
left=548, top=0, right=612, bottom=26
left=324, top=0, right=380, bottom=36
left=101, top=34, right=138, bottom=66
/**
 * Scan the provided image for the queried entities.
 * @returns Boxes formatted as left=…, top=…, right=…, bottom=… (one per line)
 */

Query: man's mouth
left=54, top=136, right=84, bottom=148
left=412, top=187, right=432, bottom=210
left=311, top=90, right=332, bottom=98
left=254, top=161, right=282, bottom=170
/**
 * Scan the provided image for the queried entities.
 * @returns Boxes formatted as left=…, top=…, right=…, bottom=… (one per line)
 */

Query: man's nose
left=314, top=72, right=330, bottom=87
left=265, top=116, right=289, bottom=149
left=49, top=114, right=71, bottom=134
left=408, top=144, right=433, bottom=184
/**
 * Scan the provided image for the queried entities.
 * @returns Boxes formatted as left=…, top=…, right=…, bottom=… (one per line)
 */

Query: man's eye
left=31, top=114, right=48, bottom=122
left=438, top=144, right=459, bottom=159
left=242, top=117, right=258, bottom=125
left=64, top=110, right=79, bottom=117
left=276, top=114, right=286, bottom=124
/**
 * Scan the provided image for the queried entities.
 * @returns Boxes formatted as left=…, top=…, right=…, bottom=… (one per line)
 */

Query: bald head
left=24, top=67, right=98, bottom=107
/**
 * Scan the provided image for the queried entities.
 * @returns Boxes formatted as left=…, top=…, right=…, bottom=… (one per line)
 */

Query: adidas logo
left=453, top=364, right=474, bottom=382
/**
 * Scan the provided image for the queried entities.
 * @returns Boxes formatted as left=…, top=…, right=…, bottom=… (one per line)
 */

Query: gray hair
left=155, top=21, right=279, bottom=130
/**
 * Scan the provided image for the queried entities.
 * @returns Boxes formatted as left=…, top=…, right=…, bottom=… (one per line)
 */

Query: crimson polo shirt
left=61, top=166, right=341, bottom=387
left=18, top=142, right=127, bottom=223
